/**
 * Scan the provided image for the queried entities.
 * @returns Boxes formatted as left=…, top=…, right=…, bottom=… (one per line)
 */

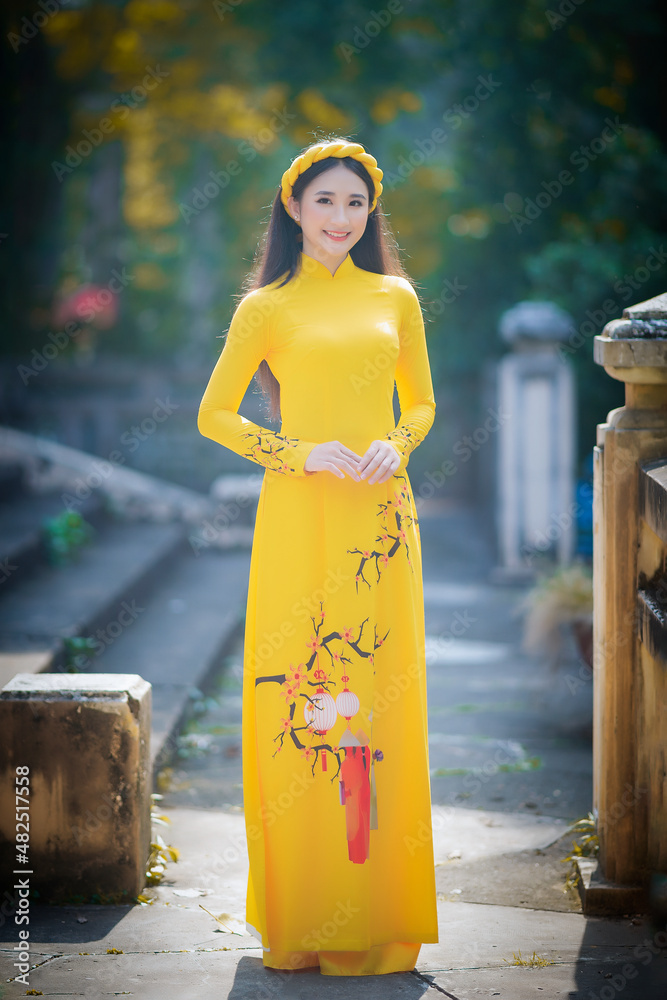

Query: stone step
left=0, top=518, right=188, bottom=671
left=0, top=459, right=25, bottom=501
left=71, top=545, right=250, bottom=772
left=0, top=649, right=53, bottom=689
left=0, top=487, right=106, bottom=593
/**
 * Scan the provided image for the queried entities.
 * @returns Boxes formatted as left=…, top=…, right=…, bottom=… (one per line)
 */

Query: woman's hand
left=357, top=440, right=401, bottom=484
left=304, top=439, right=400, bottom=484
left=304, top=441, right=363, bottom=480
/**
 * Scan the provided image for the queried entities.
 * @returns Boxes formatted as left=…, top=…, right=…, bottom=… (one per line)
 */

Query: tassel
left=370, top=761, right=378, bottom=830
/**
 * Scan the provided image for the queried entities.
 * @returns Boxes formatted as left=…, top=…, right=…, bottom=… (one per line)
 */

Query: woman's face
left=288, top=161, right=370, bottom=263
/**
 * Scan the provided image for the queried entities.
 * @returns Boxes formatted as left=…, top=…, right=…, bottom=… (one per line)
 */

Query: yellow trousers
left=262, top=941, right=422, bottom=976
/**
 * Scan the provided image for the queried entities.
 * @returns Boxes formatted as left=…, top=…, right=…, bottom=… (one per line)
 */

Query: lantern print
left=338, top=728, right=372, bottom=863
left=336, top=673, right=360, bottom=728
left=303, top=683, right=337, bottom=771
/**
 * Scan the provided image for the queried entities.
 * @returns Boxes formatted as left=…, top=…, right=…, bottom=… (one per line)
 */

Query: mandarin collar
left=299, top=251, right=356, bottom=280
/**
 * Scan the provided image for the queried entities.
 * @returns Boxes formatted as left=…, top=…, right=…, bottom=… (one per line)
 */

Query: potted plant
left=518, top=562, right=593, bottom=669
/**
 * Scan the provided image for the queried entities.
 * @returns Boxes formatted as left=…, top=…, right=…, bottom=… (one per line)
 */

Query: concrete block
left=576, top=857, right=648, bottom=916
left=0, top=673, right=152, bottom=903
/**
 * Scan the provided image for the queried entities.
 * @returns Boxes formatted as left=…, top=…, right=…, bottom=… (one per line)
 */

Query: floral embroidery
left=254, top=471, right=420, bottom=863
left=255, top=602, right=388, bottom=779
left=384, top=425, right=422, bottom=462
left=240, top=428, right=302, bottom=474
left=255, top=601, right=388, bottom=865
left=348, top=475, right=416, bottom=590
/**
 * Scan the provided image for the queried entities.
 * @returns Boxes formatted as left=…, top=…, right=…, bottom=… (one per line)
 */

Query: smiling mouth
left=324, top=231, right=351, bottom=239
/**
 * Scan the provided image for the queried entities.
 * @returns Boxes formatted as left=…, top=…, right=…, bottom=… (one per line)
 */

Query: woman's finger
left=367, top=457, right=393, bottom=484
left=338, top=459, right=361, bottom=480
left=368, top=452, right=399, bottom=484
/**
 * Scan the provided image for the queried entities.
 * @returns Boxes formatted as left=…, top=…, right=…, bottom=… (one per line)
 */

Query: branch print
left=252, top=469, right=421, bottom=862
left=240, top=428, right=303, bottom=474
left=348, top=475, right=416, bottom=591
left=384, top=425, right=422, bottom=462
left=255, top=601, right=388, bottom=779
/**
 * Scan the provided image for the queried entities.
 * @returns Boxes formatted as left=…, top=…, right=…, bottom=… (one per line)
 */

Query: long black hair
left=235, top=136, right=420, bottom=424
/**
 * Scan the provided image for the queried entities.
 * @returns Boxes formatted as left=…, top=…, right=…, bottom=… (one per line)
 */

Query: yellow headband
left=280, top=140, right=383, bottom=223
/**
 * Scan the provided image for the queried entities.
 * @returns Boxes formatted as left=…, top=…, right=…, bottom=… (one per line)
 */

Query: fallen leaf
left=199, top=905, right=245, bottom=935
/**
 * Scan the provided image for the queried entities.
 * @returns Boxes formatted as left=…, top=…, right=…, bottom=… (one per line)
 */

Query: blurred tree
left=1, top=1, right=71, bottom=354
left=2, top=0, right=666, bottom=465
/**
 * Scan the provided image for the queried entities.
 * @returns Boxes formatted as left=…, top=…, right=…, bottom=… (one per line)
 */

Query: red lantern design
left=303, top=686, right=337, bottom=771
left=336, top=673, right=360, bottom=727
left=338, top=729, right=371, bottom=863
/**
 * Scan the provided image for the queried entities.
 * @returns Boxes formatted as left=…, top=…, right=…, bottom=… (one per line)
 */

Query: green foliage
left=3, top=0, right=667, bottom=466
left=432, top=756, right=540, bottom=778
left=503, top=949, right=554, bottom=967
left=519, top=562, right=593, bottom=657
left=143, top=793, right=179, bottom=890
left=41, top=511, right=95, bottom=567
left=62, top=635, right=99, bottom=673
left=562, top=812, right=599, bottom=891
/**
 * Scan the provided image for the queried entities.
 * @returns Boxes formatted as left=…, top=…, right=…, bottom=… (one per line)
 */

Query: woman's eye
left=316, top=197, right=363, bottom=206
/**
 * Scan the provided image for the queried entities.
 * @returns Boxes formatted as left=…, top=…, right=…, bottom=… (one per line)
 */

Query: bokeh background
left=2, top=0, right=666, bottom=503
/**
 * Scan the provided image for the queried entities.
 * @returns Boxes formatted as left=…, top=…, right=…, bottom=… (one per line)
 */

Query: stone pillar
left=593, top=292, right=667, bottom=892
left=494, top=301, right=576, bottom=578
left=0, top=674, right=152, bottom=902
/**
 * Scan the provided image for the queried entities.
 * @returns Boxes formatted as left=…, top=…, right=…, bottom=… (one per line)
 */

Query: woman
left=197, top=137, right=439, bottom=977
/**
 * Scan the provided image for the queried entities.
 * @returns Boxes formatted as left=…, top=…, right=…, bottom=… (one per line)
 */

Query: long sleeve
left=384, top=281, right=436, bottom=475
left=197, top=289, right=320, bottom=477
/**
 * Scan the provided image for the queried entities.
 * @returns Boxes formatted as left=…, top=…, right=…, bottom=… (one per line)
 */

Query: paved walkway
left=2, top=500, right=666, bottom=998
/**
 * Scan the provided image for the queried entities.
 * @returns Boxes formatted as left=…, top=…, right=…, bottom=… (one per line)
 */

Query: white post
left=494, top=301, right=576, bottom=580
